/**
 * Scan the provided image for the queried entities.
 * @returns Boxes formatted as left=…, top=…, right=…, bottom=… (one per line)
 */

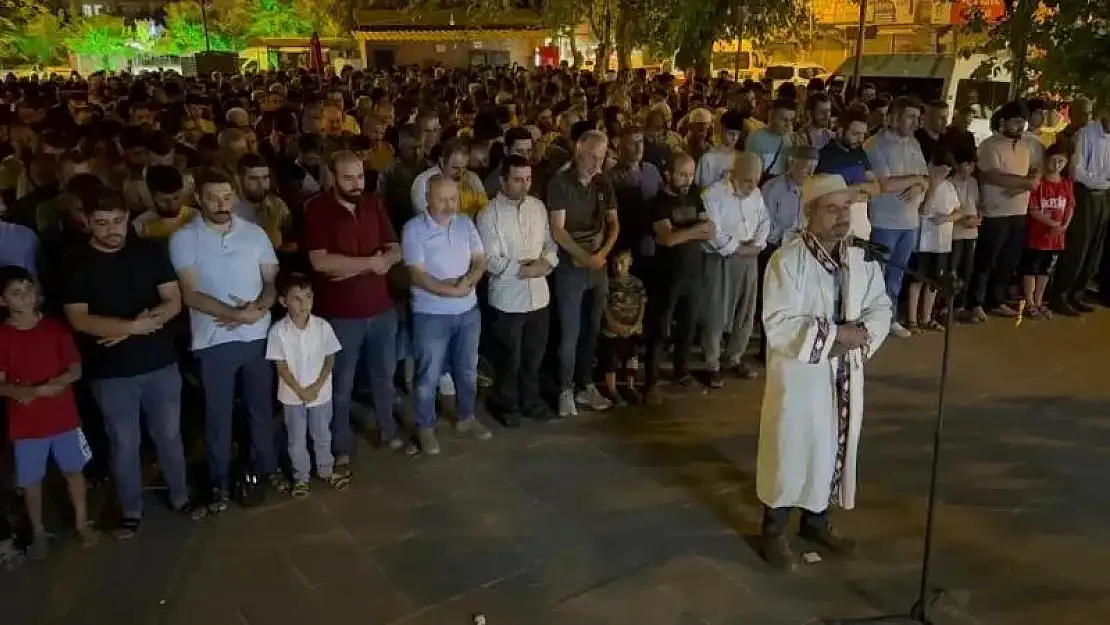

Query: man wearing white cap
left=756, top=173, right=892, bottom=571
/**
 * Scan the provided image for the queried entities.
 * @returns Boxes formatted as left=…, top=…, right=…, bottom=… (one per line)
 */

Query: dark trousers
left=950, top=238, right=977, bottom=310
left=488, top=307, right=550, bottom=415
left=644, top=273, right=700, bottom=387
left=968, top=215, right=1026, bottom=310
left=1053, top=185, right=1110, bottom=301
left=762, top=506, right=828, bottom=537
left=552, top=262, right=608, bottom=391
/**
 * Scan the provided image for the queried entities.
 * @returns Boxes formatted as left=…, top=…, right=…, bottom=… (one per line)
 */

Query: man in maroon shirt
left=304, top=151, right=404, bottom=470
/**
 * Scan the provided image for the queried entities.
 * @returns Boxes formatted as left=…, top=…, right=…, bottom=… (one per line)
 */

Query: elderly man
left=477, top=155, right=559, bottom=426
left=702, top=152, right=769, bottom=386
left=402, top=176, right=492, bottom=455
left=547, top=130, right=620, bottom=416
left=763, top=146, right=819, bottom=252
left=1052, top=103, right=1110, bottom=314
left=305, top=151, right=404, bottom=463
left=757, top=174, right=892, bottom=571
left=865, top=96, right=930, bottom=336
left=169, top=167, right=282, bottom=516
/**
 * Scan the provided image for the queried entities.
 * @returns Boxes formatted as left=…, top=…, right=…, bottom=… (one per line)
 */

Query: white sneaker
left=557, top=389, right=578, bottom=417
left=438, top=374, right=456, bottom=396
left=890, top=321, right=913, bottom=339
left=575, top=384, right=614, bottom=411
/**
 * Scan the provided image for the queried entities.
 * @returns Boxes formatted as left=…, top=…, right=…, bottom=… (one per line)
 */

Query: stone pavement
left=6, top=311, right=1110, bottom=625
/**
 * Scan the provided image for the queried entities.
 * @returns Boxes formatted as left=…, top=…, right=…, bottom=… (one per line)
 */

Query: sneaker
left=0, top=540, right=25, bottom=571
left=799, top=521, right=857, bottom=557
left=26, top=533, right=51, bottom=561
left=967, top=307, right=988, bottom=323
left=267, top=472, right=291, bottom=493
left=439, top=374, right=457, bottom=396
left=455, top=418, right=493, bottom=440
left=707, top=369, right=725, bottom=389
left=988, top=303, right=1019, bottom=318
left=523, top=403, right=559, bottom=422
left=498, top=411, right=523, bottom=428
left=890, top=321, right=913, bottom=338
left=203, top=487, right=229, bottom=518
left=325, top=472, right=351, bottom=490
left=557, top=389, right=578, bottom=417
left=418, top=427, right=441, bottom=455
left=291, top=480, right=311, bottom=499
left=384, top=437, right=405, bottom=451
left=759, top=534, right=797, bottom=572
left=575, top=384, right=613, bottom=411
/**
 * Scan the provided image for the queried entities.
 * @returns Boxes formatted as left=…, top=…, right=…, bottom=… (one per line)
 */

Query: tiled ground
left=6, top=310, right=1110, bottom=625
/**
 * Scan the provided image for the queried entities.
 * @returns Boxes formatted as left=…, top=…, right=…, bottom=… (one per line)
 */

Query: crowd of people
left=0, top=62, right=1107, bottom=571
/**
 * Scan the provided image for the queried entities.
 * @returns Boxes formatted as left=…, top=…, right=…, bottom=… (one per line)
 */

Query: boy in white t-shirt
left=949, top=147, right=982, bottom=319
left=907, top=147, right=960, bottom=332
left=266, top=273, right=346, bottom=497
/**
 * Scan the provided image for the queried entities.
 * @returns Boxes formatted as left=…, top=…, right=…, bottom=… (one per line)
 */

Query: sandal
left=922, top=320, right=944, bottom=332
left=291, top=480, right=310, bottom=499
left=325, top=472, right=351, bottom=491
left=112, top=517, right=141, bottom=541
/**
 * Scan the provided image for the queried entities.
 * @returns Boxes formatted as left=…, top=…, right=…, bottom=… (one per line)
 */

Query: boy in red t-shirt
left=1021, top=144, right=1074, bottom=319
left=0, top=265, right=96, bottom=559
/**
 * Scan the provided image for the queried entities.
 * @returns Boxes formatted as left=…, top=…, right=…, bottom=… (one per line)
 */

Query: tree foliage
left=63, top=14, right=136, bottom=67
left=220, top=0, right=344, bottom=41
left=160, top=0, right=243, bottom=54
left=965, top=0, right=1110, bottom=103
left=0, top=1, right=68, bottom=67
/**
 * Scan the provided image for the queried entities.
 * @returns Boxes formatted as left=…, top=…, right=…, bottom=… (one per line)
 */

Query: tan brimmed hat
left=801, top=173, right=849, bottom=207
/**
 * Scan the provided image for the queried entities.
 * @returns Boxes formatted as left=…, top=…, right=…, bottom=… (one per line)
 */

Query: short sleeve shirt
left=303, top=193, right=396, bottom=319
left=978, top=134, right=1032, bottom=217
left=918, top=180, right=959, bottom=253
left=401, top=213, right=484, bottom=315
left=0, top=317, right=81, bottom=440
left=652, top=189, right=706, bottom=279
left=604, top=275, right=646, bottom=335
left=546, top=168, right=616, bottom=253
left=169, top=216, right=277, bottom=351
left=817, top=139, right=872, bottom=186
left=265, top=315, right=342, bottom=407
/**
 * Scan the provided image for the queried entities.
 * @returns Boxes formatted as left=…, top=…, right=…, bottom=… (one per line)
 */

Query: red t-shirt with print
left=0, top=317, right=82, bottom=441
left=1026, top=177, right=1074, bottom=251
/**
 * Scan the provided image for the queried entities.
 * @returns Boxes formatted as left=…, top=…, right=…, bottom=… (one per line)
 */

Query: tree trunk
left=615, top=1, right=633, bottom=72
left=1006, top=0, right=1033, bottom=98
left=594, top=2, right=613, bottom=73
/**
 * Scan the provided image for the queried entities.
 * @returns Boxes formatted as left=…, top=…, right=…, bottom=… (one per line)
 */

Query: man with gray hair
left=547, top=130, right=620, bottom=416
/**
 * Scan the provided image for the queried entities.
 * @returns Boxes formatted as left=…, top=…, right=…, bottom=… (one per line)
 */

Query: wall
left=365, top=37, right=538, bottom=69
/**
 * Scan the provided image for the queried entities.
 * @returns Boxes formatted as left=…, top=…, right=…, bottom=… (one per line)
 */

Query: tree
left=64, top=14, right=136, bottom=69
left=219, top=0, right=344, bottom=41
left=0, top=1, right=68, bottom=68
left=965, top=0, right=1110, bottom=103
left=160, top=0, right=243, bottom=54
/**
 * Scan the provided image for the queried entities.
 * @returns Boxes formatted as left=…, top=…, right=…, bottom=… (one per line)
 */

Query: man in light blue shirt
left=745, top=99, right=799, bottom=180
left=169, top=167, right=283, bottom=513
left=0, top=208, right=40, bottom=281
left=402, top=175, right=492, bottom=455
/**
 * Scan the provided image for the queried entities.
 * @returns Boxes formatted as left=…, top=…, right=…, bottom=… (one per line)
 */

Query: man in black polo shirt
left=62, top=188, right=191, bottom=539
left=816, top=109, right=876, bottom=188
left=643, top=153, right=714, bottom=405
left=547, top=130, right=620, bottom=417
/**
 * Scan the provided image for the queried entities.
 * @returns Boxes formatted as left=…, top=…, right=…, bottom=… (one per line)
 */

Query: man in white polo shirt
left=170, top=167, right=283, bottom=517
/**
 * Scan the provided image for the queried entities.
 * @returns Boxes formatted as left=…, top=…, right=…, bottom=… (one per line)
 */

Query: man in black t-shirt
left=643, top=152, right=715, bottom=404
left=61, top=189, right=193, bottom=539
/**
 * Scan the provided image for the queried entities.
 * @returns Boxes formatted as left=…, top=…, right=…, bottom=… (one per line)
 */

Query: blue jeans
left=870, top=227, right=918, bottom=303
left=552, top=261, right=608, bottom=391
left=330, top=309, right=398, bottom=453
left=195, top=340, right=277, bottom=491
left=282, top=402, right=334, bottom=482
left=89, top=364, right=188, bottom=517
left=412, top=307, right=480, bottom=429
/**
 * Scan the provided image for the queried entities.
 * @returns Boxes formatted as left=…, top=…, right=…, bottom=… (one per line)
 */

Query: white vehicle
left=764, top=63, right=828, bottom=91
left=831, top=53, right=1012, bottom=145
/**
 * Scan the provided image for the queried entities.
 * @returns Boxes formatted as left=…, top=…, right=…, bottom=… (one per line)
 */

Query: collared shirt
left=760, top=175, right=804, bottom=246
left=546, top=166, right=616, bottom=253
left=132, top=207, right=197, bottom=240
left=476, top=193, right=559, bottom=313
left=410, top=165, right=487, bottom=216
left=0, top=221, right=39, bottom=280
left=1072, top=121, right=1110, bottom=191
left=265, top=315, right=342, bottom=408
left=804, top=126, right=836, bottom=151
left=978, top=133, right=1032, bottom=217
left=303, top=193, right=396, bottom=319
left=866, top=129, right=928, bottom=230
left=169, top=215, right=277, bottom=351
left=702, top=179, right=770, bottom=256
left=694, top=146, right=736, bottom=189
left=817, top=139, right=872, bottom=185
left=401, top=212, right=484, bottom=315
left=745, top=128, right=796, bottom=177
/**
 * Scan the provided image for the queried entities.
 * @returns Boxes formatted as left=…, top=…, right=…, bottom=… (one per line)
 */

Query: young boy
left=949, top=147, right=982, bottom=320
left=0, top=265, right=95, bottom=558
left=599, top=250, right=646, bottom=405
left=1022, top=144, right=1073, bottom=320
left=907, top=147, right=960, bottom=332
left=265, top=273, right=347, bottom=497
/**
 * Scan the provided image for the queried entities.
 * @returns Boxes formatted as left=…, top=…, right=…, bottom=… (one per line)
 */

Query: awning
left=832, top=54, right=956, bottom=79
left=355, top=28, right=547, bottom=43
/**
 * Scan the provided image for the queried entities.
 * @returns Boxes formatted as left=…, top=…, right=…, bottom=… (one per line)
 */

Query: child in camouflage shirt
left=599, top=250, right=646, bottom=405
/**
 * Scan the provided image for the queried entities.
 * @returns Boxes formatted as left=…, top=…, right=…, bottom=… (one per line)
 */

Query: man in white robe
left=756, top=173, right=893, bottom=571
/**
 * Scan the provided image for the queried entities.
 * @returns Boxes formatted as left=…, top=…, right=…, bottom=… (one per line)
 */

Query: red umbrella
left=309, top=32, right=325, bottom=75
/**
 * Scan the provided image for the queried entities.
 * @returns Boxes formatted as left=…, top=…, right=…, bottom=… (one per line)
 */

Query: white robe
left=756, top=235, right=892, bottom=513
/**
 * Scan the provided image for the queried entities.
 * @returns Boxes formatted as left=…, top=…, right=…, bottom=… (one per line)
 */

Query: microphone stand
left=823, top=246, right=958, bottom=625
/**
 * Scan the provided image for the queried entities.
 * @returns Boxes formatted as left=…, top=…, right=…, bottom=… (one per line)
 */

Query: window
left=765, top=66, right=795, bottom=80
left=798, top=67, right=824, bottom=79
left=82, top=3, right=105, bottom=16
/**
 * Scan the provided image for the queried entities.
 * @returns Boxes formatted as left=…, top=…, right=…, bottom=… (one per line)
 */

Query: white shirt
left=694, top=146, right=735, bottom=189
left=918, top=180, right=959, bottom=253
left=1073, top=121, right=1110, bottom=191
left=702, top=179, right=770, bottom=256
left=951, top=176, right=981, bottom=240
left=476, top=193, right=560, bottom=313
left=410, top=165, right=486, bottom=214
left=265, top=315, right=342, bottom=408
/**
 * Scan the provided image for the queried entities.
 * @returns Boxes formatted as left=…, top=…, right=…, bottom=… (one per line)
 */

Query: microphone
left=845, top=235, right=890, bottom=260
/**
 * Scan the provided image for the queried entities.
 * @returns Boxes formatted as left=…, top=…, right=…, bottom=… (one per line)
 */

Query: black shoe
left=760, top=534, right=798, bottom=572
left=1049, top=298, right=1080, bottom=317
left=799, top=522, right=857, bottom=557
left=707, top=370, right=725, bottom=389
left=1071, top=297, right=1095, bottom=313
left=524, top=403, right=561, bottom=422
left=674, top=373, right=696, bottom=388
left=498, top=411, right=523, bottom=428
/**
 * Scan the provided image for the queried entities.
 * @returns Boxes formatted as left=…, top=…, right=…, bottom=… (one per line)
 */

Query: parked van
left=831, top=53, right=1012, bottom=145
left=764, top=63, right=828, bottom=91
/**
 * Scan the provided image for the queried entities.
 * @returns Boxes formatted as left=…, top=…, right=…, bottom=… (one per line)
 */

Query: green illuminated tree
left=160, top=0, right=243, bottom=54
left=0, top=1, right=68, bottom=68
left=64, top=14, right=135, bottom=69
left=220, top=0, right=344, bottom=40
